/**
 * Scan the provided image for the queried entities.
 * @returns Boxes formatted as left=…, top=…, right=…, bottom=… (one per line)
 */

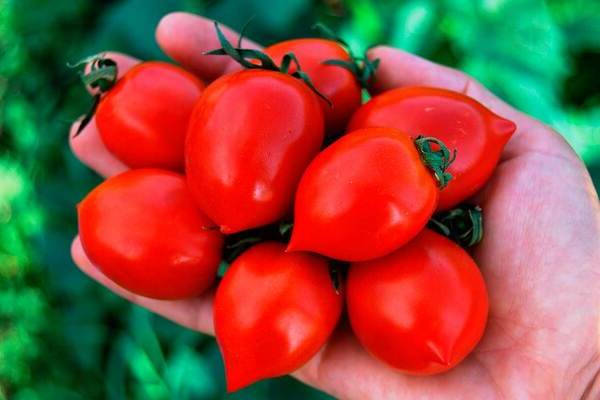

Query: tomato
left=265, top=39, right=362, bottom=135
left=96, top=61, right=204, bottom=170
left=347, top=86, right=516, bottom=210
left=186, top=69, right=324, bottom=234
left=347, top=229, right=488, bottom=374
left=77, top=169, right=223, bottom=299
left=288, top=127, right=441, bottom=261
left=214, top=242, right=342, bottom=391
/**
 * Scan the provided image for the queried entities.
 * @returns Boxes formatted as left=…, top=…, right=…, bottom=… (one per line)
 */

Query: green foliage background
left=1, top=0, right=598, bottom=398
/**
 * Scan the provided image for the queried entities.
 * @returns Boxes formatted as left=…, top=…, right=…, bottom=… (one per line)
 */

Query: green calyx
left=278, top=222, right=294, bottom=237
left=313, top=23, right=380, bottom=90
left=224, top=237, right=262, bottom=263
left=414, top=136, right=456, bottom=189
left=429, top=204, right=484, bottom=248
left=70, top=54, right=118, bottom=92
left=205, top=22, right=332, bottom=106
left=221, top=221, right=294, bottom=264
left=69, top=54, right=118, bottom=135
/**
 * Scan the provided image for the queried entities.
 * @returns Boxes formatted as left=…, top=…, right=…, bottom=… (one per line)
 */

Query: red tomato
left=348, top=86, right=516, bottom=210
left=265, top=39, right=362, bottom=135
left=214, top=242, right=342, bottom=391
left=347, top=229, right=488, bottom=374
left=96, top=61, right=204, bottom=170
left=288, top=127, right=439, bottom=261
left=186, top=70, right=324, bottom=234
left=78, top=169, right=223, bottom=299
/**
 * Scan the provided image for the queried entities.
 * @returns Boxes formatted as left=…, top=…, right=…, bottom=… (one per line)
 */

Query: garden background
left=1, top=0, right=599, bottom=398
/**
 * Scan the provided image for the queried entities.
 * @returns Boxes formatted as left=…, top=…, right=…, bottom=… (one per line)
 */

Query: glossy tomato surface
left=96, top=61, right=204, bottom=170
left=347, top=229, right=488, bottom=374
left=348, top=86, right=516, bottom=210
left=78, top=169, right=223, bottom=299
left=186, top=70, right=324, bottom=234
left=288, top=127, right=438, bottom=261
left=266, top=39, right=361, bottom=135
left=214, top=242, right=342, bottom=392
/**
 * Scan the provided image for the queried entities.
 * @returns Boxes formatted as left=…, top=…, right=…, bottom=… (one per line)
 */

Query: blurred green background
left=1, top=0, right=599, bottom=398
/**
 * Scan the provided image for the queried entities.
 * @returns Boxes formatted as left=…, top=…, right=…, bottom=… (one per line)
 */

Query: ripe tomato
left=78, top=169, right=223, bottom=299
left=214, top=242, right=342, bottom=392
left=96, top=61, right=204, bottom=170
left=265, top=39, right=362, bottom=135
left=347, top=229, right=488, bottom=374
left=186, top=69, right=324, bottom=234
left=288, top=127, right=440, bottom=261
left=348, top=86, right=516, bottom=210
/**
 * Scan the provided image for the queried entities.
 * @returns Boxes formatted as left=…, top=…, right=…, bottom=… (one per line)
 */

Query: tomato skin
left=78, top=169, right=223, bottom=300
left=348, top=86, right=516, bottom=210
left=265, top=39, right=362, bottom=135
left=96, top=61, right=204, bottom=170
left=347, top=229, right=488, bottom=374
left=186, top=70, right=324, bottom=234
left=214, top=242, right=342, bottom=392
left=288, top=127, right=438, bottom=261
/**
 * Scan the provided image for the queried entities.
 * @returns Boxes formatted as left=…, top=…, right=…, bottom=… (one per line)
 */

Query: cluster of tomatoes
left=76, top=23, right=516, bottom=391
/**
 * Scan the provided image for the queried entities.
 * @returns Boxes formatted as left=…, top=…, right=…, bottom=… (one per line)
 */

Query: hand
left=69, top=12, right=600, bottom=399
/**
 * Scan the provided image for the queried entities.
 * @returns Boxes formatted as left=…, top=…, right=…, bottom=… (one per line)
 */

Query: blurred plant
left=1, top=0, right=598, bottom=399
left=334, top=0, right=600, bottom=165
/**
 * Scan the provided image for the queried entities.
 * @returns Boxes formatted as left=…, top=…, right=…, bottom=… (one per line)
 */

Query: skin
left=265, top=38, right=362, bottom=135
left=69, top=12, right=600, bottom=399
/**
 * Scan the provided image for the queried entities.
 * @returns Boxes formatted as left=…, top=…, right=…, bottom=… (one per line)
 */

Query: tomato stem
left=222, top=221, right=295, bottom=263
left=224, top=237, right=262, bottom=262
left=69, top=54, right=118, bottom=135
left=428, top=204, right=484, bottom=248
left=205, top=22, right=332, bottom=106
left=70, top=54, right=119, bottom=92
left=74, top=94, right=100, bottom=136
left=313, top=23, right=380, bottom=90
left=279, top=222, right=294, bottom=237
left=329, top=262, right=347, bottom=295
left=414, top=136, right=456, bottom=189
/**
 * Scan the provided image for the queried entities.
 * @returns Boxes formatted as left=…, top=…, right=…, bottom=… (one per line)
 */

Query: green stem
left=69, top=54, right=118, bottom=135
left=205, top=22, right=332, bottom=106
left=74, top=94, right=100, bottom=136
left=313, top=23, right=380, bottom=89
left=414, top=136, right=456, bottom=189
left=428, top=204, right=484, bottom=248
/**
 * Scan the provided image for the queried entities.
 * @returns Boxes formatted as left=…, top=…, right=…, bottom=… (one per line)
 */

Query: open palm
left=69, top=13, right=600, bottom=399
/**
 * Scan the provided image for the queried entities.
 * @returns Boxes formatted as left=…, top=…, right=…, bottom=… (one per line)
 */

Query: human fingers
left=367, top=45, right=577, bottom=161
left=69, top=117, right=128, bottom=178
left=156, top=12, right=262, bottom=81
left=71, top=236, right=215, bottom=334
left=368, top=46, right=533, bottom=129
left=69, top=52, right=139, bottom=177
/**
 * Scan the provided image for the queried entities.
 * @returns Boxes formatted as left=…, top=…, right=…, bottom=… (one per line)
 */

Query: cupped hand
left=69, top=12, right=600, bottom=399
